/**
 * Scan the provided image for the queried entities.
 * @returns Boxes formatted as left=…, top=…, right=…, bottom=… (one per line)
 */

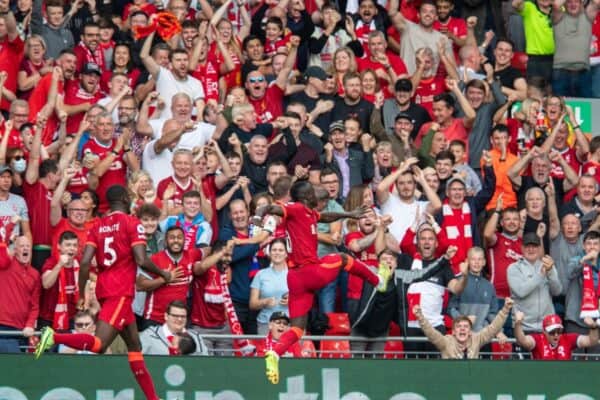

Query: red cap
left=543, top=314, right=563, bottom=333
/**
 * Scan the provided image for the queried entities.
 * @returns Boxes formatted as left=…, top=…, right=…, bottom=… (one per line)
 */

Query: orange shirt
left=482, top=148, right=518, bottom=211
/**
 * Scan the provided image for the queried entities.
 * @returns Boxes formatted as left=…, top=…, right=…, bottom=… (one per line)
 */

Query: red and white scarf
left=442, top=200, right=472, bottom=272
left=219, top=271, right=255, bottom=355
left=580, top=263, right=600, bottom=319
left=53, top=260, right=79, bottom=331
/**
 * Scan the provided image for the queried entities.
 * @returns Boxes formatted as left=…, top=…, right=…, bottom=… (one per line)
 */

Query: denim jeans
left=591, top=64, right=600, bottom=98
left=317, top=270, right=348, bottom=313
left=526, top=55, right=554, bottom=84
left=0, top=325, right=22, bottom=353
left=552, top=68, right=592, bottom=97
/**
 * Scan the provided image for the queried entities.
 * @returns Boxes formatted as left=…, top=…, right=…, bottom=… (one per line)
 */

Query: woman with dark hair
left=80, top=189, right=100, bottom=222
left=100, top=42, right=141, bottom=92
left=250, top=238, right=289, bottom=335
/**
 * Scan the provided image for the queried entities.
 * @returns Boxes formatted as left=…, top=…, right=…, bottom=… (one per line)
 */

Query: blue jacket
left=219, top=225, right=260, bottom=303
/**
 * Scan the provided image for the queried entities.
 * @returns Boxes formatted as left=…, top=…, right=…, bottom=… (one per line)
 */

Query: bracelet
left=494, top=209, right=502, bottom=215
left=572, top=124, right=581, bottom=130
left=110, top=150, right=119, bottom=156
left=123, top=147, right=131, bottom=153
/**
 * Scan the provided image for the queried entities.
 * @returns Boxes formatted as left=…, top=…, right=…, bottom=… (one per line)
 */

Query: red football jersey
left=344, top=231, right=378, bottom=300
left=64, top=84, right=104, bottom=134
left=248, top=84, right=284, bottom=124
left=86, top=211, right=146, bottom=300
left=487, top=233, right=522, bottom=298
left=82, top=138, right=127, bottom=214
left=530, top=333, right=579, bottom=360
left=550, top=146, right=581, bottom=179
left=191, top=57, right=220, bottom=103
left=144, top=248, right=202, bottom=323
left=281, top=202, right=320, bottom=267
left=433, top=17, right=467, bottom=62
left=414, top=76, right=446, bottom=118
left=357, top=52, right=408, bottom=98
left=156, top=176, right=194, bottom=209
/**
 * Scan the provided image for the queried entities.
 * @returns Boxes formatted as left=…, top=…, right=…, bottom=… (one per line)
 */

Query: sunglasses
left=249, top=76, right=265, bottom=83
left=13, top=155, right=25, bottom=161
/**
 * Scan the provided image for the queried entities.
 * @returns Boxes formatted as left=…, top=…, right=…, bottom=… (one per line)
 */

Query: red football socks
left=273, top=326, right=303, bottom=356
left=344, top=257, right=380, bottom=287
left=53, top=333, right=103, bottom=353
left=128, top=352, right=160, bottom=400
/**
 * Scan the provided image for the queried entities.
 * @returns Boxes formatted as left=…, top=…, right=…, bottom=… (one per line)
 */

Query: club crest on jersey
left=137, top=224, right=145, bottom=234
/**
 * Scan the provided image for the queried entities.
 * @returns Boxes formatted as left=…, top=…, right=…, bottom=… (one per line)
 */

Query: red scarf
left=441, top=200, right=472, bottom=273
left=219, top=270, right=255, bottom=355
left=132, top=12, right=182, bottom=41
left=53, top=261, right=79, bottom=330
left=580, top=263, right=600, bottom=319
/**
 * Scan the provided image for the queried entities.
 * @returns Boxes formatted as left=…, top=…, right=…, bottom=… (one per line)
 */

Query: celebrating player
left=251, top=181, right=391, bottom=384
left=35, top=185, right=173, bottom=400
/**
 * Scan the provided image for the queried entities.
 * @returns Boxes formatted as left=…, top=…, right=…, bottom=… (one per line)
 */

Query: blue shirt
left=250, top=266, right=289, bottom=323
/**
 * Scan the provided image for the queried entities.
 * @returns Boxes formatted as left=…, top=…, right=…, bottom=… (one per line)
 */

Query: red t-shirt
left=0, top=35, right=24, bottom=111
left=208, top=40, right=242, bottom=91
left=530, top=332, right=579, bottom=360
left=357, top=52, right=408, bottom=98
left=190, top=266, right=227, bottom=328
left=344, top=231, right=378, bottom=300
left=144, top=248, right=202, bottom=323
left=64, top=84, right=104, bottom=134
left=39, top=255, right=79, bottom=322
left=486, top=232, right=522, bottom=298
left=156, top=176, right=194, bottom=209
left=66, top=168, right=90, bottom=195
left=550, top=146, right=581, bottom=179
left=28, top=75, right=67, bottom=146
left=413, top=76, right=446, bottom=118
left=248, top=84, right=284, bottom=124
left=82, top=138, right=127, bottom=214
left=0, top=122, right=23, bottom=148
left=202, top=174, right=218, bottom=242
left=50, top=218, right=90, bottom=260
left=416, top=119, right=469, bottom=155
left=191, top=57, right=220, bottom=103
left=433, top=17, right=467, bottom=63
left=281, top=202, right=320, bottom=267
left=73, top=42, right=106, bottom=74
left=85, top=211, right=146, bottom=299
left=23, top=180, right=52, bottom=246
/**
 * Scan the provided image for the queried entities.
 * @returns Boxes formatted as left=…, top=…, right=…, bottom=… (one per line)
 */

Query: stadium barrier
left=0, top=353, right=599, bottom=399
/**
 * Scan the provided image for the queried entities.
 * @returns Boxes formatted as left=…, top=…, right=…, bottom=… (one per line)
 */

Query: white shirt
left=97, top=96, right=119, bottom=124
left=142, top=138, right=175, bottom=184
left=148, top=118, right=215, bottom=149
left=380, top=194, right=429, bottom=243
left=156, top=66, right=205, bottom=119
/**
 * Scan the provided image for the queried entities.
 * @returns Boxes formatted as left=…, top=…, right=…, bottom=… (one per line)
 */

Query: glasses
left=168, top=313, right=187, bottom=319
left=549, top=329, right=563, bottom=336
left=12, top=155, right=24, bottom=161
left=248, top=76, right=265, bottom=83
left=75, top=322, right=93, bottom=329
left=68, top=208, right=87, bottom=212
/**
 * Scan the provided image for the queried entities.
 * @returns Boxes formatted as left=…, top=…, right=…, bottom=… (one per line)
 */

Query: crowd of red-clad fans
left=2, top=0, right=600, bottom=360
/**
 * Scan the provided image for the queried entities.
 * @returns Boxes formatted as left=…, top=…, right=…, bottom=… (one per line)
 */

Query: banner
left=0, top=355, right=599, bottom=399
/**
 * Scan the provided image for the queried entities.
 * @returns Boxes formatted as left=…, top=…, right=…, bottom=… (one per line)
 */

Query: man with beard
left=432, top=0, right=467, bottom=62
left=245, top=36, right=299, bottom=124
left=115, top=95, right=147, bottom=161
left=381, top=79, right=431, bottom=140
left=390, top=0, right=453, bottom=75
left=0, top=235, right=40, bottom=353
left=377, top=157, right=442, bottom=243
left=74, top=22, right=105, bottom=74
left=332, top=72, right=374, bottom=133
left=141, top=30, right=205, bottom=120
left=63, top=62, right=105, bottom=135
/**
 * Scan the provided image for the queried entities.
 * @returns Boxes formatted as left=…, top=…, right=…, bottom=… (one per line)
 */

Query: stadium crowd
left=1, top=0, right=600, bottom=362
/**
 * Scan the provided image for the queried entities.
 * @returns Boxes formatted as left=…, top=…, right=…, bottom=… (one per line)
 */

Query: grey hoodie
left=31, top=0, right=74, bottom=59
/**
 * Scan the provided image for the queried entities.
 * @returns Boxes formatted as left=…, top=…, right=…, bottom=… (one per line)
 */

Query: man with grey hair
left=241, top=135, right=270, bottom=193
left=217, top=103, right=280, bottom=153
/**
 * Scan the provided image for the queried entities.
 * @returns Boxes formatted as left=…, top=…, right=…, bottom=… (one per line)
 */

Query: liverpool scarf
left=441, top=200, right=472, bottom=273
left=133, top=12, right=182, bottom=41
left=53, top=261, right=79, bottom=331
left=580, top=262, right=600, bottom=319
left=219, top=270, right=255, bottom=355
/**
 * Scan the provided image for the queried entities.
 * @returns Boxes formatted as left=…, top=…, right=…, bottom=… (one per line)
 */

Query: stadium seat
left=319, top=339, right=351, bottom=358
left=384, top=339, right=404, bottom=359
left=325, top=313, right=351, bottom=335
left=301, top=340, right=317, bottom=358
left=511, top=52, right=528, bottom=75
left=491, top=342, right=513, bottom=360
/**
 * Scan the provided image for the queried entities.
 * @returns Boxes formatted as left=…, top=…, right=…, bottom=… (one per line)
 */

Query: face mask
left=12, top=158, right=26, bottom=173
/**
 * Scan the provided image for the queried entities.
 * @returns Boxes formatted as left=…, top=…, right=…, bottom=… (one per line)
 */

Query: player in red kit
left=252, top=181, right=390, bottom=384
left=35, top=185, right=173, bottom=400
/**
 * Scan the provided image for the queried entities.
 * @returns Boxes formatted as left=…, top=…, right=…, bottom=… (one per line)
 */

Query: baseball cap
left=522, top=232, right=542, bottom=246
left=329, top=120, right=345, bottom=134
left=395, top=112, right=414, bottom=123
left=304, top=66, right=329, bottom=81
left=269, top=311, right=290, bottom=322
left=81, top=62, right=102, bottom=76
left=0, top=164, right=13, bottom=175
left=446, top=175, right=466, bottom=188
left=543, top=314, right=563, bottom=333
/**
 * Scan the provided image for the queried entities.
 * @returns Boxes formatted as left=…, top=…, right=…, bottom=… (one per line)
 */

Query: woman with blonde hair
left=127, top=170, right=161, bottom=214
left=331, top=47, right=358, bottom=96
left=18, top=35, right=52, bottom=100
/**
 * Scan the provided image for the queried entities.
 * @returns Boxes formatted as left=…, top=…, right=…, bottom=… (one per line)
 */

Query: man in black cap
left=63, top=62, right=104, bottom=135
left=507, top=232, right=562, bottom=333
left=388, top=112, right=418, bottom=163
left=381, top=79, right=431, bottom=140
left=255, top=311, right=304, bottom=357
left=288, top=65, right=335, bottom=136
